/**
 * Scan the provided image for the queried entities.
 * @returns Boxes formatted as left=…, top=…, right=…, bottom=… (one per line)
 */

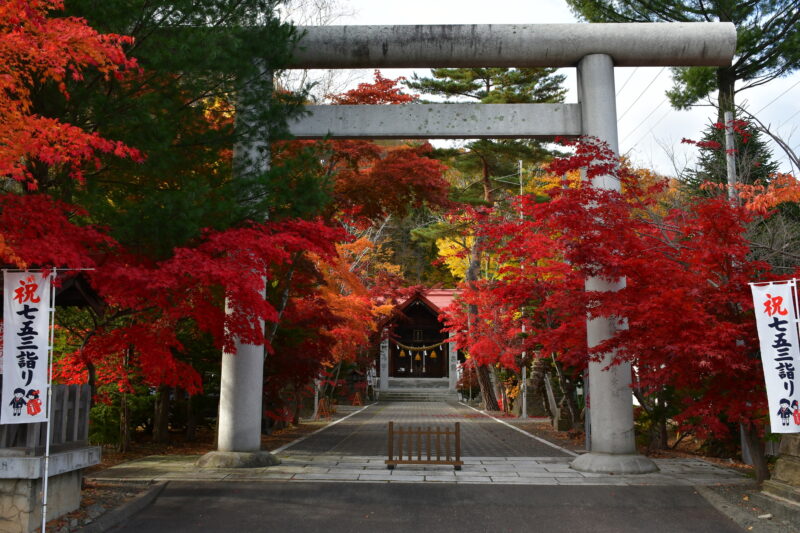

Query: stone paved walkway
left=88, top=402, right=749, bottom=487
left=281, top=401, right=571, bottom=457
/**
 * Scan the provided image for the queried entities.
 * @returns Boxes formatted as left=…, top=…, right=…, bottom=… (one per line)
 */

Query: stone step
left=379, top=390, right=459, bottom=402
left=387, top=378, right=450, bottom=389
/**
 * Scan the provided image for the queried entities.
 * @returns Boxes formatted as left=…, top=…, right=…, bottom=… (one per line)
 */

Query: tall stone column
left=570, top=54, right=657, bottom=474
left=448, top=332, right=458, bottom=392
left=380, top=335, right=389, bottom=391
left=198, top=66, right=278, bottom=468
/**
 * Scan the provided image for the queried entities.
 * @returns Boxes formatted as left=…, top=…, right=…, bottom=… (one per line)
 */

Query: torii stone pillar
left=198, top=68, right=279, bottom=468
left=379, top=334, right=389, bottom=392
left=569, top=54, right=657, bottom=474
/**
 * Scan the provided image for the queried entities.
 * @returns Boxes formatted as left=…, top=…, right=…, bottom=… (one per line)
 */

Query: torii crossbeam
left=204, top=22, right=736, bottom=474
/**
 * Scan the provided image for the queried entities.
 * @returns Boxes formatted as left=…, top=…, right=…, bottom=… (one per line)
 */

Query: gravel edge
left=695, top=485, right=794, bottom=533
left=76, top=482, right=168, bottom=533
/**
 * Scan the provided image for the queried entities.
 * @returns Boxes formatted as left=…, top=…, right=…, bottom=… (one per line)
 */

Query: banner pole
left=41, top=271, right=56, bottom=533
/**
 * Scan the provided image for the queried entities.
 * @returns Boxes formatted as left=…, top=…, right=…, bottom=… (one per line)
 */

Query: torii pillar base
left=197, top=450, right=280, bottom=469
left=571, top=453, right=658, bottom=475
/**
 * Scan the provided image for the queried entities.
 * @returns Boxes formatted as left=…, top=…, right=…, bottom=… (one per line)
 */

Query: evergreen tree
left=55, top=0, right=321, bottom=258
left=405, top=67, right=568, bottom=410
left=406, top=67, right=566, bottom=204
left=683, top=120, right=780, bottom=194
left=407, top=68, right=566, bottom=104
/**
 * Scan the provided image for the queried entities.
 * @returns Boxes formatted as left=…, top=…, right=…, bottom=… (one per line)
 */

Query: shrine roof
left=420, top=289, right=462, bottom=313
left=377, top=288, right=462, bottom=331
left=394, top=288, right=462, bottom=315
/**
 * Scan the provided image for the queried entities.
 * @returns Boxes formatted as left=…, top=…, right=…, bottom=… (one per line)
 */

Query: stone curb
left=747, top=490, right=800, bottom=530
left=694, top=485, right=793, bottom=533
left=77, top=481, right=168, bottom=533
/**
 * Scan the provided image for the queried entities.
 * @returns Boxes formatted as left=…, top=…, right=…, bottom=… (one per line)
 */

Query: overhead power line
left=615, top=67, right=639, bottom=96
left=778, top=107, right=800, bottom=129
left=620, top=97, right=668, bottom=145
left=754, top=77, right=800, bottom=115
left=629, top=107, right=672, bottom=148
left=617, top=67, right=666, bottom=122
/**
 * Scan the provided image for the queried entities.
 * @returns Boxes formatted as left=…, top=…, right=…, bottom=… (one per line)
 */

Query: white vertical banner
left=750, top=281, right=800, bottom=433
left=2, top=271, right=52, bottom=424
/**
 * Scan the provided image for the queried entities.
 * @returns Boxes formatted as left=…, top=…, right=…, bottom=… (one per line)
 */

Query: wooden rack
left=386, top=421, right=463, bottom=470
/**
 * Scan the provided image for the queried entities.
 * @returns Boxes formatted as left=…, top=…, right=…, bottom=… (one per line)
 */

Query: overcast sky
left=306, top=0, right=800, bottom=178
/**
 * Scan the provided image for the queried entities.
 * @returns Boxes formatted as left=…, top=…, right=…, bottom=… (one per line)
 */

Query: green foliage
left=385, top=209, right=458, bottom=285
left=407, top=67, right=566, bottom=104
left=566, top=0, right=800, bottom=115
left=89, top=392, right=154, bottom=446
left=666, top=66, right=717, bottom=110
left=88, top=402, right=120, bottom=446
left=57, top=0, right=317, bottom=258
left=408, top=67, right=567, bottom=205
left=682, top=121, right=780, bottom=194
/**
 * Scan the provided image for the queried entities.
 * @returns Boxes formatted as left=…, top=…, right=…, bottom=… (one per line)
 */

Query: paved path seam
left=459, top=402, right=579, bottom=457
left=270, top=403, right=373, bottom=454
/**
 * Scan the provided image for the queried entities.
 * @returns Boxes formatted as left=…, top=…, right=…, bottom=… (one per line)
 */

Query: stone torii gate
left=203, top=22, right=736, bottom=474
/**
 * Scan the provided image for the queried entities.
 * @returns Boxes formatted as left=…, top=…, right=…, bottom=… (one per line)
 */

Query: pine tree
left=56, top=0, right=315, bottom=258
left=407, top=68, right=566, bottom=203
left=406, top=67, right=568, bottom=410
left=683, top=120, right=780, bottom=194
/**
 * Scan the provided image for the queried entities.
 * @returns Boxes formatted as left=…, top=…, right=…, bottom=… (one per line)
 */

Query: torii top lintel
left=289, top=23, right=736, bottom=69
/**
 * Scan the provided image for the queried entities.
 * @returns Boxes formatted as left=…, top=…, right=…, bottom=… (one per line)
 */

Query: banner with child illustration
left=750, top=280, right=800, bottom=433
left=1, top=271, right=51, bottom=424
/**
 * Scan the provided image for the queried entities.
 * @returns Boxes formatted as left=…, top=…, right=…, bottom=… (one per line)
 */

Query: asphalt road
left=110, top=481, right=745, bottom=533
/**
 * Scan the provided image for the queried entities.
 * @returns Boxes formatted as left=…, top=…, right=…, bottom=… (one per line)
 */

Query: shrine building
left=376, top=289, right=463, bottom=401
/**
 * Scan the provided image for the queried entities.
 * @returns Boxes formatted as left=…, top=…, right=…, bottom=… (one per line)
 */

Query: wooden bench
left=386, top=421, right=463, bottom=470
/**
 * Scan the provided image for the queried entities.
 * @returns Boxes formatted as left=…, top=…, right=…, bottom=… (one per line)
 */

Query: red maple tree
left=442, top=138, right=778, bottom=478
left=0, top=0, right=142, bottom=191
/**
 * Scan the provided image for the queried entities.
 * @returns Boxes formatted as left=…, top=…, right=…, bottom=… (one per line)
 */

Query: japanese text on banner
left=750, top=281, right=800, bottom=433
left=1, top=272, right=51, bottom=424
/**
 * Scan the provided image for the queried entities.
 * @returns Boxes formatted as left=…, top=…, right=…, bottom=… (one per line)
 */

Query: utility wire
left=617, top=67, right=666, bottom=122
left=620, top=97, right=668, bottom=145
left=778, top=107, right=800, bottom=129
left=629, top=107, right=672, bottom=148
left=615, top=67, right=639, bottom=96
left=754, top=77, right=800, bottom=115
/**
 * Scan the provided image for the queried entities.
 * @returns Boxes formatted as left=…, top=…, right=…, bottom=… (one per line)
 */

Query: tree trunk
left=118, top=391, right=130, bottom=453
left=174, top=387, right=186, bottom=431
left=465, top=231, right=499, bottom=411
left=268, top=261, right=297, bottom=345
left=528, top=357, right=550, bottom=417
left=476, top=365, right=499, bottom=411
left=716, top=67, right=736, bottom=123
left=117, top=346, right=132, bottom=452
left=742, top=422, right=771, bottom=484
left=633, top=389, right=669, bottom=451
left=292, top=387, right=302, bottom=426
left=551, top=356, right=580, bottom=429
left=185, top=393, right=197, bottom=442
left=460, top=155, right=500, bottom=411
left=657, top=417, right=668, bottom=450
left=86, top=361, right=97, bottom=407
left=153, top=385, right=171, bottom=444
